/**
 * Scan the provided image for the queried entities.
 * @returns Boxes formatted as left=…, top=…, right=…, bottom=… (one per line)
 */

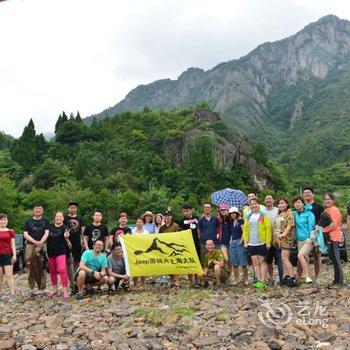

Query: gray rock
left=0, top=340, right=16, bottom=350
left=21, top=346, right=37, bottom=350
left=217, top=328, right=232, bottom=338
left=194, top=337, right=219, bottom=347
left=332, top=344, right=347, bottom=350
left=267, top=340, right=282, bottom=350
left=0, top=328, right=11, bottom=335
left=54, top=345, right=69, bottom=350
left=314, top=332, right=335, bottom=342
left=117, top=344, right=130, bottom=350
left=339, top=323, right=350, bottom=331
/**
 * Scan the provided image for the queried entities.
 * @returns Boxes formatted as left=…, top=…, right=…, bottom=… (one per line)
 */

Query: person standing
left=64, top=201, right=84, bottom=293
left=159, top=211, right=180, bottom=233
left=109, top=212, right=132, bottom=246
left=83, top=210, right=109, bottom=251
left=242, top=198, right=271, bottom=289
left=132, top=217, right=149, bottom=289
left=132, top=218, right=150, bottom=235
left=264, top=194, right=283, bottom=285
left=303, top=187, right=324, bottom=279
left=217, top=204, right=232, bottom=262
left=47, top=212, right=70, bottom=299
left=197, top=204, right=219, bottom=264
left=243, top=192, right=266, bottom=220
left=23, top=204, right=50, bottom=295
left=323, top=194, right=344, bottom=286
left=228, top=207, right=248, bottom=286
left=293, top=196, right=315, bottom=284
left=273, top=198, right=295, bottom=286
left=154, top=214, right=164, bottom=233
left=0, top=213, right=17, bottom=302
left=179, top=203, right=200, bottom=288
left=142, top=211, right=156, bottom=234
left=159, top=210, right=180, bottom=287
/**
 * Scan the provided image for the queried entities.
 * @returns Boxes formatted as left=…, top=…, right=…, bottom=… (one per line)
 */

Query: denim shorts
left=229, top=239, right=248, bottom=267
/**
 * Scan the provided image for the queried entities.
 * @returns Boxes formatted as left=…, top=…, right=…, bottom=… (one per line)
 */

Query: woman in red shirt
left=323, top=194, right=344, bottom=285
left=0, top=213, right=17, bottom=302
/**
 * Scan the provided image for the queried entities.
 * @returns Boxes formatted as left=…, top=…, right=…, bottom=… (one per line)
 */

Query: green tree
left=10, top=119, right=48, bottom=170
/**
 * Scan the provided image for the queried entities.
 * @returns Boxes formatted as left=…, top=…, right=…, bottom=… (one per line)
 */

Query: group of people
left=0, top=186, right=347, bottom=302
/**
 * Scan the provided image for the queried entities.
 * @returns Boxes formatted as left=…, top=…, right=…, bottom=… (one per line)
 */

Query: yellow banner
left=120, top=230, right=203, bottom=277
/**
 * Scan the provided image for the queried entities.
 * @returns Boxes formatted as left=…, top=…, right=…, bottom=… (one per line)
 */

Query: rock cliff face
left=86, top=15, right=350, bottom=177
left=86, top=15, right=350, bottom=134
left=162, top=109, right=277, bottom=191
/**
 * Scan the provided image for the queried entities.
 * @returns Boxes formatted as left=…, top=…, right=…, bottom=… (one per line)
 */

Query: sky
left=1, top=0, right=350, bottom=137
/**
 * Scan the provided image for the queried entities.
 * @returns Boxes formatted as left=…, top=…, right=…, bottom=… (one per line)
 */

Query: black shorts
left=247, top=244, right=267, bottom=257
left=0, top=254, right=12, bottom=266
left=74, top=270, right=99, bottom=285
left=266, top=245, right=276, bottom=264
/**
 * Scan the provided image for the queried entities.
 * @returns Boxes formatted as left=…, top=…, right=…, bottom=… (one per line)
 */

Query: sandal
left=47, top=291, right=58, bottom=297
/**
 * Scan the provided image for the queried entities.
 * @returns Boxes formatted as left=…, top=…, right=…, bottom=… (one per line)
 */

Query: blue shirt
left=143, top=222, right=156, bottom=234
left=198, top=216, right=219, bottom=244
left=230, top=219, right=244, bottom=241
left=293, top=204, right=315, bottom=241
left=81, top=250, right=108, bottom=271
left=220, top=220, right=231, bottom=245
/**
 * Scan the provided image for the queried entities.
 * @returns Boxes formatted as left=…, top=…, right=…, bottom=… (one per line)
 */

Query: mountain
left=86, top=15, right=350, bottom=182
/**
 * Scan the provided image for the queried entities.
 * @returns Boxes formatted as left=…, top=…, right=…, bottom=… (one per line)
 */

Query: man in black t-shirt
left=179, top=203, right=201, bottom=287
left=64, top=201, right=85, bottom=293
left=64, top=202, right=84, bottom=262
left=83, top=210, right=109, bottom=251
left=303, top=187, right=324, bottom=278
left=109, top=212, right=131, bottom=246
left=23, top=204, right=50, bottom=293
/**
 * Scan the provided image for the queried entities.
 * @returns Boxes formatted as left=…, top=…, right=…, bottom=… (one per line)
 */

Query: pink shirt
left=323, top=206, right=342, bottom=242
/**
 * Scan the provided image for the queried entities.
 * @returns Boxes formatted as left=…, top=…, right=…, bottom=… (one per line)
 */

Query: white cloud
left=0, top=0, right=350, bottom=136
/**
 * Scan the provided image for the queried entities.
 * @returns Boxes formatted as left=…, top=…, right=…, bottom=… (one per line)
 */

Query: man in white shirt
left=264, top=194, right=283, bottom=285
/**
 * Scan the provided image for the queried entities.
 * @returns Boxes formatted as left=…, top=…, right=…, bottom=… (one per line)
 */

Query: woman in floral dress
left=273, top=198, right=295, bottom=286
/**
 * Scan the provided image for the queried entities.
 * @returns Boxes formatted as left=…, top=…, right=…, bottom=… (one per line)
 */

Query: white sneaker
left=306, top=277, right=313, bottom=283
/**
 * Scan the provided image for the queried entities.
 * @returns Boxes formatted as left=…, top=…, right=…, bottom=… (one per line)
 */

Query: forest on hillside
left=0, top=107, right=292, bottom=232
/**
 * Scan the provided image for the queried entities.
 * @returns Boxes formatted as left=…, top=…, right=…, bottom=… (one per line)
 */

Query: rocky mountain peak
left=85, top=14, right=350, bottom=154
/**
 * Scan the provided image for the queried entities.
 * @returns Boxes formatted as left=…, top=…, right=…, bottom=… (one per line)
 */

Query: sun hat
left=229, top=206, right=240, bottom=214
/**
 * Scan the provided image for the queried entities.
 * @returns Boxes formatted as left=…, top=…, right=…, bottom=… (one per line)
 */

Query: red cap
left=218, top=204, right=230, bottom=211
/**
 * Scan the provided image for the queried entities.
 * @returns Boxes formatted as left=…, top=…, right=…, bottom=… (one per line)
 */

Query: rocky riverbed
left=0, top=263, right=350, bottom=350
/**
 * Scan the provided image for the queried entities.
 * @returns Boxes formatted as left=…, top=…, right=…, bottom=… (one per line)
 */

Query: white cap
left=229, top=206, right=240, bottom=214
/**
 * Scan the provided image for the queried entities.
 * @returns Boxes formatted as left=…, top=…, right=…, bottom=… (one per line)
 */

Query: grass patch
left=135, top=307, right=164, bottom=326
left=172, top=306, right=196, bottom=317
